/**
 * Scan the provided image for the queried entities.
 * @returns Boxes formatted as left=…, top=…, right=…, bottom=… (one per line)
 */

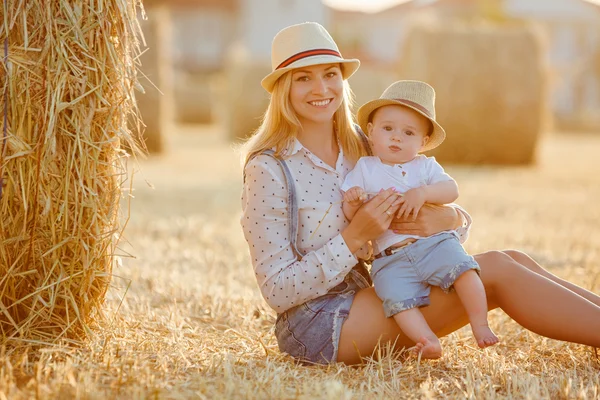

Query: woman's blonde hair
left=239, top=68, right=367, bottom=168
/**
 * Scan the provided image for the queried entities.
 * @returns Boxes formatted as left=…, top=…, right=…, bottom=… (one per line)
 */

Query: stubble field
left=1, top=125, right=600, bottom=399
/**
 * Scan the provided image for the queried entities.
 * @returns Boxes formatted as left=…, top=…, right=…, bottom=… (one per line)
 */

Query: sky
left=322, top=0, right=411, bottom=13
left=322, top=0, right=600, bottom=13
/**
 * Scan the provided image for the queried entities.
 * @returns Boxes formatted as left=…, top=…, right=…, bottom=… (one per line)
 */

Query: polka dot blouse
left=240, top=139, right=472, bottom=314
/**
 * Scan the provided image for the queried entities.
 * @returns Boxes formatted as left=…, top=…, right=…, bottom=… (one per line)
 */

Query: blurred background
left=135, top=0, right=600, bottom=163
left=111, top=4, right=600, bottom=387
left=123, top=0, right=600, bottom=276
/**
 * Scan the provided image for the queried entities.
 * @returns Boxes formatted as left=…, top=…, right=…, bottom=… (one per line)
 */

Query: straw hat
left=261, top=22, right=360, bottom=93
left=357, top=80, right=446, bottom=152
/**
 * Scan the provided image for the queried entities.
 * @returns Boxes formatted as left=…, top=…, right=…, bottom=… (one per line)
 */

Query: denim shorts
left=371, top=232, right=480, bottom=318
left=274, top=262, right=372, bottom=365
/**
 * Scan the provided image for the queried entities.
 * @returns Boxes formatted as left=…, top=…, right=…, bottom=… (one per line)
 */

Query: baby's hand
left=343, top=186, right=367, bottom=207
left=397, top=187, right=426, bottom=221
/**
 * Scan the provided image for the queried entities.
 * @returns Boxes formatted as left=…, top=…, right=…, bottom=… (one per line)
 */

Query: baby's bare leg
left=393, top=308, right=442, bottom=359
left=453, top=270, right=500, bottom=348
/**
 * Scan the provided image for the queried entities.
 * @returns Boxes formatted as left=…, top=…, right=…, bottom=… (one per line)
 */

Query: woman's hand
left=390, top=203, right=462, bottom=237
left=342, top=188, right=403, bottom=253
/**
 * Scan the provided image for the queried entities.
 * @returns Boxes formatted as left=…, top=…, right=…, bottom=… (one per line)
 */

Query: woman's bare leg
left=503, top=249, right=600, bottom=307
left=338, top=250, right=600, bottom=365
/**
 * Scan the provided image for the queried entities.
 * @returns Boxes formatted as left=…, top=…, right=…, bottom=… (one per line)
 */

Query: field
left=1, top=125, right=599, bottom=399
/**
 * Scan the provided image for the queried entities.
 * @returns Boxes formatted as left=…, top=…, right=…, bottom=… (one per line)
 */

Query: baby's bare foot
left=472, top=324, right=499, bottom=348
left=414, top=336, right=442, bottom=359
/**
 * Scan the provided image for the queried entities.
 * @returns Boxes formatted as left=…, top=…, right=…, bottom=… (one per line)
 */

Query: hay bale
left=400, top=23, right=550, bottom=164
left=556, top=112, right=600, bottom=134
left=136, top=6, right=173, bottom=153
left=174, top=71, right=213, bottom=124
left=221, top=56, right=271, bottom=141
left=348, top=64, right=400, bottom=114
left=0, top=1, right=141, bottom=344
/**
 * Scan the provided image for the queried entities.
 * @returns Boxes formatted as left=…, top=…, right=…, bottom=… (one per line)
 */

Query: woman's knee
left=474, top=250, right=516, bottom=288
left=502, top=249, right=529, bottom=262
left=476, top=250, right=514, bottom=268
left=502, top=249, right=544, bottom=273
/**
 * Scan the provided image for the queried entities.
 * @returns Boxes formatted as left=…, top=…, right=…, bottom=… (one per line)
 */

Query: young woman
left=240, top=22, right=600, bottom=365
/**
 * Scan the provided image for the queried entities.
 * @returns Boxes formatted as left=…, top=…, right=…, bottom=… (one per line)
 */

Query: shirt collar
left=283, top=138, right=346, bottom=174
left=284, top=138, right=304, bottom=157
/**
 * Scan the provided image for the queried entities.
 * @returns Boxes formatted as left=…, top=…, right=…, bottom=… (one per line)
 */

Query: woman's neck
left=296, top=119, right=338, bottom=167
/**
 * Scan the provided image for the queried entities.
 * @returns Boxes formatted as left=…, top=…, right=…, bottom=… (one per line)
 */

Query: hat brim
left=357, top=99, right=446, bottom=152
left=261, top=55, right=360, bottom=93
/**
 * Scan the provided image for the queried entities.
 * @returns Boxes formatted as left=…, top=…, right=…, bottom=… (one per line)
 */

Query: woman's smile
left=308, top=98, right=333, bottom=108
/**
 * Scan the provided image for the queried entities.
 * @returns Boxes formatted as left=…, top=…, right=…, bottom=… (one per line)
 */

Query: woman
left=240, top=22, right=600, bottom=365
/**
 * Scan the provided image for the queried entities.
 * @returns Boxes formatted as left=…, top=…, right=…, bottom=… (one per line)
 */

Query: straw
left=0, top=0, right=144, bottom=345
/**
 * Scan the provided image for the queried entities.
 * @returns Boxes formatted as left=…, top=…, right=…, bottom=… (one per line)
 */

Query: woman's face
left=289, top=63, right=344, bottom=126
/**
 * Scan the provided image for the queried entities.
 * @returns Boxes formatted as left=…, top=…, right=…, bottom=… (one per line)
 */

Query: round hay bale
left=174, top=71, right=213, bottom=124
left=400, top=23, right=550, bottom=164
left=221, top=57, right=271, bottom=141
left=136, top=5, right=173, bottom=153
left=0, top=1, right=141, bottom=344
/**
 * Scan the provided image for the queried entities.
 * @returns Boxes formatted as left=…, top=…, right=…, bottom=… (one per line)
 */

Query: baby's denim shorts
left=371, top=232, right=480, bottom=318
left=274, top=262, right=372, bottom=365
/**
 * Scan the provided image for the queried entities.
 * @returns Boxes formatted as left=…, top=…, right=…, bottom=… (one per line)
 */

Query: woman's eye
left=296, top=76, right=309, bottom=82
left=326, top=72, right=337, bottom=78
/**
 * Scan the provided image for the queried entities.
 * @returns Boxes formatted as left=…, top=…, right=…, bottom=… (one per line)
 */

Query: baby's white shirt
left=341, top=155, right=461, bottom=254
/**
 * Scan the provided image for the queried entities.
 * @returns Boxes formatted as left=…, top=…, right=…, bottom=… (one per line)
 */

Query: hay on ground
left=0, top=0, right=141, bottom=345
left=400, top=23, right=550, bottom=164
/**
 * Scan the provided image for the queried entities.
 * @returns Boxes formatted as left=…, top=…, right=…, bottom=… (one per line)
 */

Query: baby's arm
left=419, top=179, right=459, bottom=204
left=398, top=180, right=458, bottom=221
left=342, top=186, right=367, bottom=221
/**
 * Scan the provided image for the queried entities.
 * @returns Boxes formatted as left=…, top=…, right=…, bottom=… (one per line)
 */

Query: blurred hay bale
left=0, top=1, right=141, bottom=344
left=556, top=111, right=600, bottom=134
left=349, top=64, right=400, bottom=114
left=401, top=23, right=550, bottom=164
left=136, top=6, right=173, bottom=153
left=174, top=71, right=213, bottom=124
left=221, top=55, right=270, bottom=141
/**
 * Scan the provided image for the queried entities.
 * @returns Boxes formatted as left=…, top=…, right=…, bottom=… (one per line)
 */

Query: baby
left=341, top=80, right=499, bottom=359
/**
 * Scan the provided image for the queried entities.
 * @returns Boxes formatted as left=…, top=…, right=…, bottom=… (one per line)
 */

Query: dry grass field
left=1, top=125, right=600, bottom=399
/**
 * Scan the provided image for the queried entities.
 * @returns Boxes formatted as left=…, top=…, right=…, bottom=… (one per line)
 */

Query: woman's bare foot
left=414, top=336, right=442, bottom=359
left=472, top=324, right=499, bottom=348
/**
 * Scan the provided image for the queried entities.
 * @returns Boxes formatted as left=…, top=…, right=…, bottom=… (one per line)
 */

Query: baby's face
left=367, top=105, right=431, bottom=165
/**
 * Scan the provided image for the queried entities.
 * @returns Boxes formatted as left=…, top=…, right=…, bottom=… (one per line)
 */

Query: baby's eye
left=383, top=126, right=393, bottom=131
left=405, top=130, right=414, bottom=136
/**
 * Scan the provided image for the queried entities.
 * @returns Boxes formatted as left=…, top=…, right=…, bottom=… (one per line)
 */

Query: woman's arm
left=389, top=203, right=469, bottom=240
left=242, top=156, right=401, bottom=313
left=242, top=156, right=357, bottom=313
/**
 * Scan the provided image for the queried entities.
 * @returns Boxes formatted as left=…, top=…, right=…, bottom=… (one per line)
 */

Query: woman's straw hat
left=357, top=80, right=446, bottom=152
left=261, top=22, right=360, bottom=93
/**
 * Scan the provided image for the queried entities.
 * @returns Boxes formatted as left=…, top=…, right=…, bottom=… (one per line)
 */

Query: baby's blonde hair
left=240, top=67, right=367, bottom=167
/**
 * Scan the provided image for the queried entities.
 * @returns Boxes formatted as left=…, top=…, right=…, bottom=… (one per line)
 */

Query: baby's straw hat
left=261, top=22, right=360, bottom=93
left=357, top=80, right=446, bottom=152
